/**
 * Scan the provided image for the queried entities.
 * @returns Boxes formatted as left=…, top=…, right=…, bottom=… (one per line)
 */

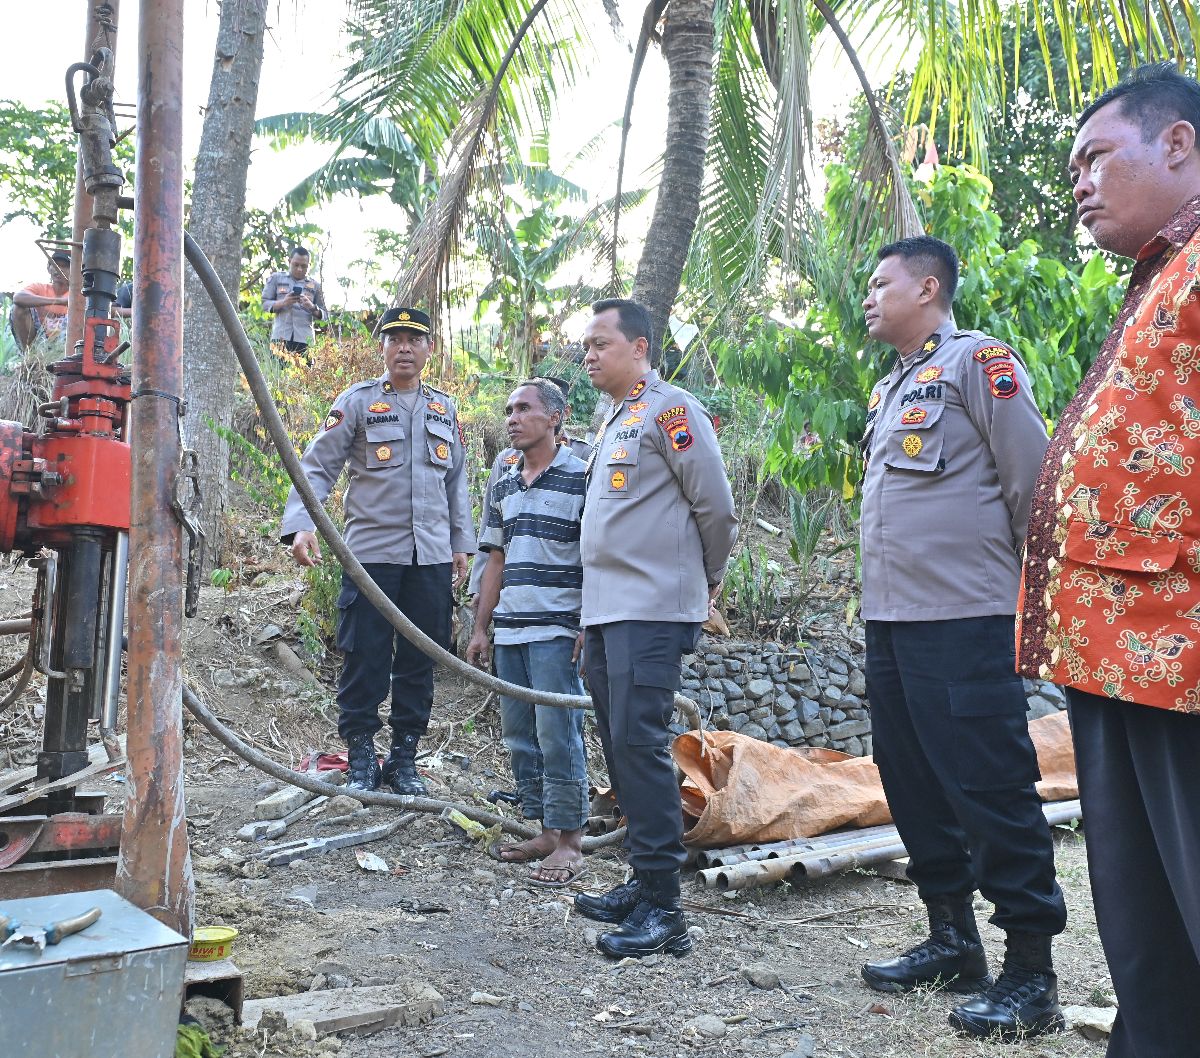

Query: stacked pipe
left=694, top=800, right=1082, bottom=891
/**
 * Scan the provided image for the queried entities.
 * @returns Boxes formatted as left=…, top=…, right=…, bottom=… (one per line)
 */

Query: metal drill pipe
left=115, top=0, right=192, bottom=938
left=101, top=530, right=129, bottom=732
left=696, top=823, right=904, bottom=868
left=66, top=0, right=120, bottom=351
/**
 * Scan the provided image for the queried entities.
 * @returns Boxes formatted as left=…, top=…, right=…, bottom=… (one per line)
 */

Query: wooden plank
left=0, top=736, right=126, bottom=796
left=242, top=982, right=445, bottom=1036
left=0, top=757, right=125, bottom=815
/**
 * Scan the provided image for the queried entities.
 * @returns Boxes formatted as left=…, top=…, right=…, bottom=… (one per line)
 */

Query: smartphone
left=291, top=284, right=304, bottom=296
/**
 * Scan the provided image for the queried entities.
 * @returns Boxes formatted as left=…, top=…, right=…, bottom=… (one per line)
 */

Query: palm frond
left=391, top=0, right=556, bottom=313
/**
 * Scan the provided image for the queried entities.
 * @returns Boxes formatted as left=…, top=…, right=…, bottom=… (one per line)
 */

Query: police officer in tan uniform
left=571, top=298, right=737, bottom=959
left=281, top=307, right=473, bottom=794
left=857, top=237, right=1067, bottom=1040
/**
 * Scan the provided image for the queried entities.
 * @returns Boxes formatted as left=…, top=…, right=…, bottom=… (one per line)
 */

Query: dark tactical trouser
left=335, top=561, right=452, bottom=742
left=865, top=615, right=1066, bottom=936
left=1068, top=689, right=1200, bottom=1058
left=584, top=620, right=701, bottom=872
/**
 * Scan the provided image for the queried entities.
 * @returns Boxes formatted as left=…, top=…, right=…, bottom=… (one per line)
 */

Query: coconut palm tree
left=328, top=0, right=1199, bottom=354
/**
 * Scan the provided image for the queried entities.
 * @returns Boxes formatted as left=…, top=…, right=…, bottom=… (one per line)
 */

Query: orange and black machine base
left=0, top=218, right=132, bottom=898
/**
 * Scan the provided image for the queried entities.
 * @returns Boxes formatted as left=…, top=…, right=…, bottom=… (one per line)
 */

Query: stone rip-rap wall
left=672, top=638, right=1067, bottom=756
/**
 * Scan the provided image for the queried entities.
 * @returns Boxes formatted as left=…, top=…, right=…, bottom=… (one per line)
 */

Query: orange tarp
left=672, top=710, right=1077, bottom=848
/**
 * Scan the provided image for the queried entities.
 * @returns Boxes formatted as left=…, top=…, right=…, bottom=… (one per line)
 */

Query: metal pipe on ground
left=115, top=0, right=192, bottom=938
left=181, top=685, right=625, bottom=852
left=180, top=233, right=700, bottom=726
left=693, top=799, right=1084, bottom=891
left=0, top=620, right=32, bottom=636
left=696, top=824, right=904, bottom=868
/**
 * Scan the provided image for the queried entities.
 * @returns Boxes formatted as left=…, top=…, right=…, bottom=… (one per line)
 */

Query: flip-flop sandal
left=487, top=839, right=542, bottom=864
left=525, top=862, right=587, bottom=889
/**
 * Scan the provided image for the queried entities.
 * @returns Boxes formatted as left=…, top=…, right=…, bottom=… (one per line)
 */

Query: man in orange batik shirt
left=1018, top=64, right=1200, bottom=1058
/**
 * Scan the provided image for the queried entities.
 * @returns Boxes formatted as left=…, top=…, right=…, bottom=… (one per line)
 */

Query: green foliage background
left=716, top=164, right=1126, bottom=499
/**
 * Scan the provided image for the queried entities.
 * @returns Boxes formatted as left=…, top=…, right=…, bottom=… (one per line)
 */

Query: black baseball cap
left=380, top=307, right=431, bottom=334
left=50, top=250, right=71, bottom=265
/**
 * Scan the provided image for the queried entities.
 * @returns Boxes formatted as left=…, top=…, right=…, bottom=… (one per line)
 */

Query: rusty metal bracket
left=170, top=450, right=205, bottom=618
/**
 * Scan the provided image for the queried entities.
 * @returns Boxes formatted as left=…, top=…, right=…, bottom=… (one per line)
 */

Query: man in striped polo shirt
left=466, top=379, right=590, bottom=886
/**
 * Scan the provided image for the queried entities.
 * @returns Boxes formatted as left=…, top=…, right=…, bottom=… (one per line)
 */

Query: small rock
left=745, top=678, right=774, bottom=700
left=308, top=974, right=327, bottom=991
left=740, top=963, right=781, bottom=990
left=293, top=1020, right=318, bottom=1041
left=783, top=1033, right=817, bottom=1058
left=316, top=1041, right=342, bottom=1054
left=584, top=928, right=599, bottom=946
left=325, top=973, right=353, bottom=989
left=323, top=794, right=364, bottom=815
left=688, top=1014, right=727, bottom=1039
left=517, top=1001, right=535, bottom=1013
left=255, top=780, right=279, bottom=796
left=1063, top=1005, right=1118, bottom=1040
left=469, top=991, right=506, bottom=1006
left=687, top=925, right=705, bottom=942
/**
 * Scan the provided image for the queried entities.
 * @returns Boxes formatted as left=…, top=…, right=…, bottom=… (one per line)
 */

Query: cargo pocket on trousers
left=335, top=580, right=359, bottom=652
left=626, top=661, right=681, bottom=746
left=948, top=679, right=1041, bottom=791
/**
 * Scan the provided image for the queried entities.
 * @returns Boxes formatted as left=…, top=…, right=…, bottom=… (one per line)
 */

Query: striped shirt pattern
left=479, top=445, right=587, bottom=645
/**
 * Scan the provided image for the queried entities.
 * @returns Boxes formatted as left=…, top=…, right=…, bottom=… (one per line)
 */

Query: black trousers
left=1068, top=689, right=1200, bottom=1058
left=584, top=620, right=700, bottom=872
left=335, top=561, right=451, bottom=742
left=866, top=616, right=1066, bottom=936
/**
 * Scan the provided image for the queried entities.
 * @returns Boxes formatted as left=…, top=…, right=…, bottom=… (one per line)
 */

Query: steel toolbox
left=0, top=888, right=188, bottom=1058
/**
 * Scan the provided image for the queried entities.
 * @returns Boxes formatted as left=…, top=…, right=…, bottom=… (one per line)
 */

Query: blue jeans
left=494, top=638, right=589, bottom=832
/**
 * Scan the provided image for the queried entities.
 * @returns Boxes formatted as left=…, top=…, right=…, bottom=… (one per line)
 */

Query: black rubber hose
left=182, top=230, right=700, bottom=728
left=182, top=683, right=626, bottom=851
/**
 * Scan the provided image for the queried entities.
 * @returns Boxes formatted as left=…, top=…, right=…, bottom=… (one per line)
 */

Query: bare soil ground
left=0, top=559, right=1113, bottom=1058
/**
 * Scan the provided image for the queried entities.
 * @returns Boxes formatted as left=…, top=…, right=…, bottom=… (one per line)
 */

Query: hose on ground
left=182, top=231, right=700, bottom=729
left=182, top=683, right=626, bottom=851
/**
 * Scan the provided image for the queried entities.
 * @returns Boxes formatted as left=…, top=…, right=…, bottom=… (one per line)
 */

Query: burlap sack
left=672, top=710, right=1077, bottom=848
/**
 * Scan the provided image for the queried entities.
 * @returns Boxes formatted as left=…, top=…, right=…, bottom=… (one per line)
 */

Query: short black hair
left=878, top=236, right=959, bottom=306
left=1079, top=62, right=1200, bottom=140
left=539, top=375, right=572, bottom=402
left=514, top=378, right=566, bottom=421
left=289, top=246, right=310, bottom=258
left=591, top=298, right=652, bottom=345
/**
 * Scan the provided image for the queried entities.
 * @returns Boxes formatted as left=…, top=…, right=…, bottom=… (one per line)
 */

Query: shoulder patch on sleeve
left=323, top=409, right=344, bottom=431
left=656, top=405, right=694, bottom=451
left=988, top=367, right=1020, bottom=399
left=973, top=344, right=1012, bottom=364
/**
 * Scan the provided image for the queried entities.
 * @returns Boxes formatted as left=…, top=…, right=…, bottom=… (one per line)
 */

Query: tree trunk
left=630, top=0, right=715, bottom=360
left=182, top=0, right=268, bottom=566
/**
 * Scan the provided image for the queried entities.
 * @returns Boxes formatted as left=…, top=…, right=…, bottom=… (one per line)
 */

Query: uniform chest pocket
left=600, top=435, right=641, bottom=498
left=883, top=402, right=945, bottom=473
left=424, top=419, right=455, bottom=470
left=365, top=424, right=406, bottom=469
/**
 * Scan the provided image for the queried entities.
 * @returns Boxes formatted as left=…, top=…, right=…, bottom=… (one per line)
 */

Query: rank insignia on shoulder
left=974, top=345, right=1010, bottom=363
left=427, top=400, right=447, bottom=415
left=867, top=391, right=881, bottom=411
left=629, top=401, right=649, bottom=413
left=622, top=414, right=643, bottom=427
left=504, top=453, right=521, bottom=465
left=627, top=379, right=647, bottom=400
left=923, top=336, right=939, bottom=352
left=989, top=371, right=1019, bottom=399
left=611, top=446, right=628, bottom=459
left=610, top=469, right=627, bottom=490
left=324, top=410, right=344, bottom=431
left=914, top=365, right=942, bottom=384
left=435, top=441, right=450, bottom=460
left=376, top=444, right=392, bottom=461
left=902, top=434, right=923, bottom=457
left=900, top=406, right=927, bottom=425
left=368, top=401, right=391, bottom=413
left=383, top=381, right=394, bottom=392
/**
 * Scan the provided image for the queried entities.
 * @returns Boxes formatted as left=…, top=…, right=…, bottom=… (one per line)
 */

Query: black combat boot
left=574, top=877, right=643, bottom=924
left=345, top=732, right=381, bottom=793
left=596, top=869, right=692, bottom=960
left=382, top=731, right=426, bottom=796
left=949, top=931, right=1064, bottom=1040
left=862, top=896, right=992, bottom=994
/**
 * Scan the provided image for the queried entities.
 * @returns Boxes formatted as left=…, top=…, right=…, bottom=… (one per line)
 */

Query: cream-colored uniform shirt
left=580, top=370, right=738, bottom=626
